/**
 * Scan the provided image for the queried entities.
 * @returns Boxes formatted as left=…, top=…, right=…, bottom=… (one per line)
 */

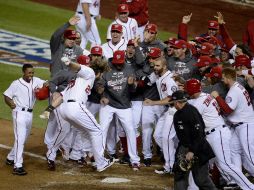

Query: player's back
left=227, top=82, right=254, bottom=123
left=188, top=93, right=225, bottom=131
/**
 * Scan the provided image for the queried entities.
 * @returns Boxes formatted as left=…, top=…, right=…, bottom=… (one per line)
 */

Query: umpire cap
left=169, top=90, right=188, bottom=104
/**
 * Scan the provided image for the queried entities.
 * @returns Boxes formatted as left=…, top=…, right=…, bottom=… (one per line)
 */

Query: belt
left=231, top=122, right=244, bottom=128
left=205, top=125, right=226, bottom=136
left=67, top=99, right=84, bottom=104
left=21, top=108, right=33, bottom=112
left=77, top=12, right=95, bottom=17
left=67, top=99, right=76, bottom=103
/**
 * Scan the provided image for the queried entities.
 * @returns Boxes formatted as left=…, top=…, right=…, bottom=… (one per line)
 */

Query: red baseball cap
left=90, top=46, right=103, bottom=56
left=208, top=20, right=219, bottom=30
left=77, top=55, right=90, bottom=66
left=127, top=39, right=135, bottom=46
left=194, top=56, right=212, bottom=67
left=205, top=66, right=222, bottom=79
left=148, top=47, right=161, bottom=59
left=199, top=42, right=214, bottom=55
left=171, top=40, right=187, bottom=49
left=117, top=4, right=129, bottom=13
left=112, top=50, right=125, bottom=64
left=164, top=37, right=177, bottom=45
left=64, top=29, right=77, bottom=39
left=145, top=23, right=158, bottom=34
left=111, top=24, right=123, bottom=33
left=194, top=37, right=208, bottom=44
left=233, top=55, right=251, bottom=68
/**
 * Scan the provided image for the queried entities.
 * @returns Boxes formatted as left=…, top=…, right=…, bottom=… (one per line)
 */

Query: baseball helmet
left=77, top=55, right=90, bottom=66
left=35, top=86, right=49, bottom=100
left=185, top=79, right=201, bottom=96
left=233, top=55, right=251, bottom=68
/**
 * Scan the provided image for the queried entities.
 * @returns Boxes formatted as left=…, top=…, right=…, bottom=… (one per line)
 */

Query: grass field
left=0, top=0, right=175, bottom=128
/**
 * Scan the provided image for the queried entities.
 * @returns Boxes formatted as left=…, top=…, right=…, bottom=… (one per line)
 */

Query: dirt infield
left=31, top=0, right=254, bottom=43
left=0, top=119, right=173, bottom=190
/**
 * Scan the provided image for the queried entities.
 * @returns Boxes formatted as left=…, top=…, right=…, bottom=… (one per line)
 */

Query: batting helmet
left=77, top=55, right=90, bottom=66
left=185, top=79, right=201, bottom=96
left=35, top=86, right=49, bottom=100
left=233, top=55, right=251, bottom=68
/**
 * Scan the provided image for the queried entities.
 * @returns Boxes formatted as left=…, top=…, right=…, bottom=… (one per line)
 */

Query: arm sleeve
left=166, top=79, right=178, bottom=96
left=3, top=81, right=16, bottom=99
left=178, top=23, right=188, bottom=41
left=215, top=95, right=234, bottom=114
left=219, top=24, right=235, bottom=51
left=134, top=47, right=145, bottom=66
left=50, top=22, right=71, bottom=54
left=77, top=65, right=96, bottom=80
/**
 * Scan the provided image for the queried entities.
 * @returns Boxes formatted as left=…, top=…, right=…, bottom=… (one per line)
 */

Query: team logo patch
left=116, top=54, right=121, bottom=59
left=225, top=96, right=232, bottom=103
left=210, top=23, right=215, bottom=26
left=171, top=86, right=177, bottom=92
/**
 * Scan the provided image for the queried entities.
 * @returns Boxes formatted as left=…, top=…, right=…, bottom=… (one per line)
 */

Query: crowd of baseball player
left=3, top=0, right=254, bottom=189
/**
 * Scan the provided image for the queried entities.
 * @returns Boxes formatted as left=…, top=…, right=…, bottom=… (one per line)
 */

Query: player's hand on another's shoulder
left=100, top=97, right=109, bottom=105
left=211, top=91, right=219, bottom=98
left=143, top=98, right=154, bottom=106
left=69, top=15, right=80, bottom=26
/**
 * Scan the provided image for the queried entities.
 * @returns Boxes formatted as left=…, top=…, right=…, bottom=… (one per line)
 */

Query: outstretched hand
left=182, top=13, right=192, bottom=24
left=214, top=12, right=225, bottom=25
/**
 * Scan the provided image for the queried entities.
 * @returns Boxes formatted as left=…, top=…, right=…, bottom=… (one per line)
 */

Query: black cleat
left=47, top=159, right=55, bottom=171
left=223, top=183, right=241, bottom=190
left=120, top=155, right=130, bottom=164
left=6, top=158, right=14, bottom=166
left=143, top=158, right=152, bottom=167
left=13, top=167, right=27, bottom=175
left=109, top=154, right=119, bottom=162
left=77, top=157, right=86, bottom=167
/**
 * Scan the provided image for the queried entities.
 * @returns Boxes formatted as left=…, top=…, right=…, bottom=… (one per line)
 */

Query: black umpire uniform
left=171, top=90, right=217, bottom=190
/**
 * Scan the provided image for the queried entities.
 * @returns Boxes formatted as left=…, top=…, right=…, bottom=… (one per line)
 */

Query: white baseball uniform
left=76, top=0, right=101, bottom=49
left=225, top=82, right=254, bottom=176
left=153, top=70, right=178, bottom=171
left=4, top=77, right=44, bottom=168
left=58, top=65, right=110, bottom=171
left=107, top=18, right=138, bottom=42
left=188, top=92, right=254, bottom=190
left=101, top=38, right=127, bottom=60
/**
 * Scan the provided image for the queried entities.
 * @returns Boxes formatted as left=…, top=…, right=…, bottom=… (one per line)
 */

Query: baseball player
left=98, top=50, right=140, bottom=170
left=102, top=24, right=127, bottom=60
left=120, top=0, right=149, bottom=41
left=186, top=78, right=254, bottom=190
left=47, top=55, right=114, bottom=172
left=4, top=64, right=46, bottom=175
left=75, top=0, right=101, bottom=49
left=211, top=68, right=254, bottom=177
left=50, top=16, right=83, bottom=77
left=106, top=4, right=138, bottom=42
left=143, top=57, right=178, bottom=173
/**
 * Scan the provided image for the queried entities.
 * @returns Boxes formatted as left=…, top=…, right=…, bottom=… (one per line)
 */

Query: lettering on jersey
left=63, top=48, right=77, bottom=60
left=66, top=79, right=76, bottom=91
left=175, top=61, right=190, bottom=75
left=161, top=83, right=167, bottom=92
left=243, top=90, right=251, bottom=106
left=203, top=95, right=213, bottom=107
left=85, top=85, right=91, bottom=95
left=226, top=96, right=232, bottom=103
left=107, top=72, right=127, bottom=92
left=93, top=1, right=99, bottom=7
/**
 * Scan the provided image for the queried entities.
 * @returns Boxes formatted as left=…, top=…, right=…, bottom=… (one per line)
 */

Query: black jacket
left=173, top=103, right=215, bottom=165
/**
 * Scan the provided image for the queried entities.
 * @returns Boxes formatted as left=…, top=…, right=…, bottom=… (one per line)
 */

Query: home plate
left=101, top=177, right=131, bottom=183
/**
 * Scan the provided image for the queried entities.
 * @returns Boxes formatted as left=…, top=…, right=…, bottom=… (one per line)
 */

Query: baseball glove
left=177, top=146, right=198, bottom=172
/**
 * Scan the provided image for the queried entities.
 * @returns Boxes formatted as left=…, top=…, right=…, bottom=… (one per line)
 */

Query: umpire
left=170, top=90, right=217, bottom=190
